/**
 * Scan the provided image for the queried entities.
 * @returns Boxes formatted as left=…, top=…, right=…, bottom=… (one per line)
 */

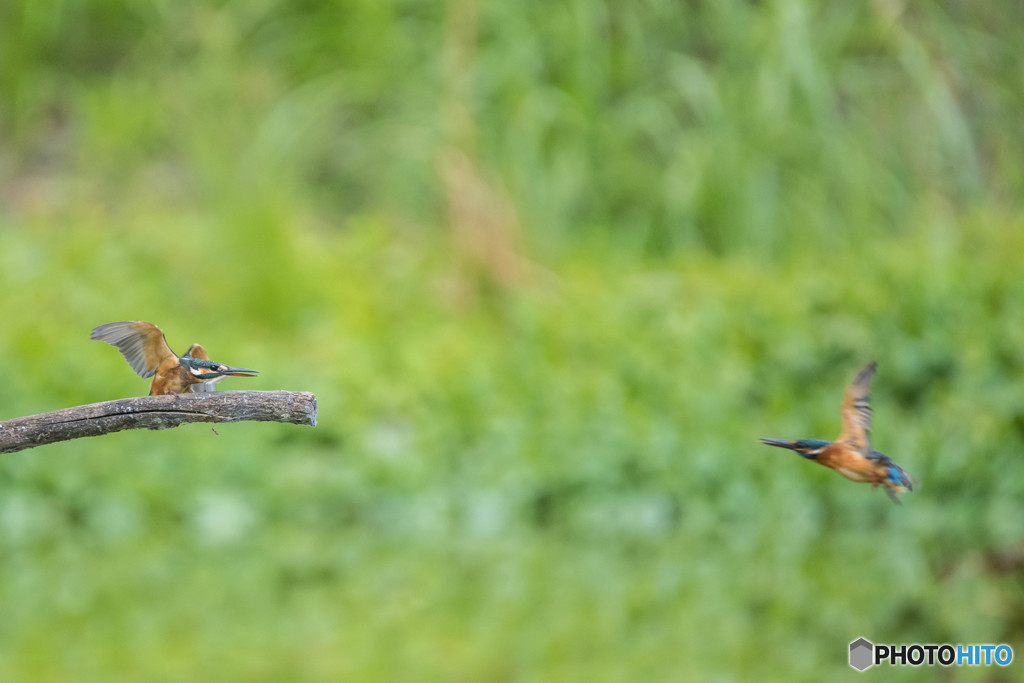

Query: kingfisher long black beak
left=217, top=366, right=259, bottom=378
left=188, top=360, right=260, bottom=380
left=760, top=438, right=797, bottom=450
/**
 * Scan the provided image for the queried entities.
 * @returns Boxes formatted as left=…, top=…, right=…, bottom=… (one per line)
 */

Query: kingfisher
left=760, top=361, right=913, bottom=504
left=91, top=321, right=259, bottom=396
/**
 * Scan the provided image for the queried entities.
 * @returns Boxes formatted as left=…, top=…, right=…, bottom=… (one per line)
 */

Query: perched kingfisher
left=760, top=361, right=913, bottom=504
left=91, top=321, right=258, bottom=396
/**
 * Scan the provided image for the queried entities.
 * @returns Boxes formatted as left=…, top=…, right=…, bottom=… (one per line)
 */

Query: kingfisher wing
left=837, top=361, right=876, bottom=450
left=185, top=343, right=210, bottom=361
left=91, top=321, right=177, bottom=378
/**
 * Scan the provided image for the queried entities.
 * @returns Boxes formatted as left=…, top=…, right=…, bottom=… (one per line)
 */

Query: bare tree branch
left=0, top=391, right=317, bottom=454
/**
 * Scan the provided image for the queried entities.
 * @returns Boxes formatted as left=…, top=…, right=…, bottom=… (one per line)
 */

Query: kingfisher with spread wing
left=91, top=321, right=259, bottom=396
left=760, top=361, right=913, bottom=503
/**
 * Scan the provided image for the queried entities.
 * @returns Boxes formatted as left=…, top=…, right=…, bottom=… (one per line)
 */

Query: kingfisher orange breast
left=816, top=444, right=876, bottom=483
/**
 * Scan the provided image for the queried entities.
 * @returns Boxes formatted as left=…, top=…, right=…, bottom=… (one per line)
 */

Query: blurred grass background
left=2, top=0, right=1024, bottom=680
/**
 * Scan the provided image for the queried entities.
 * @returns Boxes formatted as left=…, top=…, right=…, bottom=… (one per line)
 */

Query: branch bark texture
left=0, top=391, right=317, bottom=454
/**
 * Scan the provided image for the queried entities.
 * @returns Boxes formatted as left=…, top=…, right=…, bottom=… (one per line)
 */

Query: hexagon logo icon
left=849, top=637, right=874, bottom=671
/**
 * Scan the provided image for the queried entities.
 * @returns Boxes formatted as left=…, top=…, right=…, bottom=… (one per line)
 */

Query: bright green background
left=2, top=1, right=1023, bottom=680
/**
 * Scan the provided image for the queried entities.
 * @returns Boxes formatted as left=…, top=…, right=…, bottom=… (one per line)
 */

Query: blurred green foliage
left=2, top=1, right=1024, bottom=680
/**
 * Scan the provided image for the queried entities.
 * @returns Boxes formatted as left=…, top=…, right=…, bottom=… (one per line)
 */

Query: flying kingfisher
left=760, top=361, right=913, bottom=503
left=91, top=321, right=259, bottom=396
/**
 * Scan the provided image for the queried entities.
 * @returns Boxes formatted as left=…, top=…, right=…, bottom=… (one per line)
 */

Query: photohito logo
left=849, top=638, right=1013, bottom=671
